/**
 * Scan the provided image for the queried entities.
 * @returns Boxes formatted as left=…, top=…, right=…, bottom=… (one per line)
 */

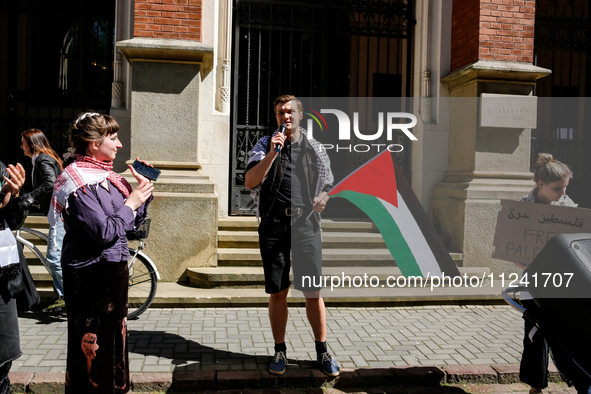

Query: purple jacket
left=61, top=181, right=152, bottom=269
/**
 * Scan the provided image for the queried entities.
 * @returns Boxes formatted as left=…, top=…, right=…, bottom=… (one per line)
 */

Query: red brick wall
left=134, top=0, right=202, bottom=41
left=451, top=0, right=480, bottom=71
left=451, top=0, right=535, bottom=71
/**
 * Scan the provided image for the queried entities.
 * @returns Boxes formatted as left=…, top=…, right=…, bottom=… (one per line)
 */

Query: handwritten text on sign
left=492, top=200, right=591, bottom=267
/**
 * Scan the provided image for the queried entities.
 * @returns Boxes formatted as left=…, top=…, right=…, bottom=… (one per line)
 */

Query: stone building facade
left=1, top=0, right=587, bottom=281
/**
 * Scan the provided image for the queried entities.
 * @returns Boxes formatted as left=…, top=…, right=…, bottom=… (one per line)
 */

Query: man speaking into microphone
left=245, top=95, right=338, bottom=377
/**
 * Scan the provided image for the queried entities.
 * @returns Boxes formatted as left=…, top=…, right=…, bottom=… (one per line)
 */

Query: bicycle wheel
left=127, top=250, right=157, bottom=319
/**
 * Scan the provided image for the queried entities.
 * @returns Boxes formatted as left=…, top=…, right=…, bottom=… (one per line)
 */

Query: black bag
left=524, top=233, right=591, bottom=393
left=5, top=260, right=24, bottom=298
left=126, top=217, right=151, bottom=240
left=13, top=242, right=40, bottom=311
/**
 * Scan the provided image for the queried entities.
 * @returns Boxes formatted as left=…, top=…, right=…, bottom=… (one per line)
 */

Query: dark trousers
left=520, top=299, right=549, bottom=390
left=0, top=361, right=11, bottom=394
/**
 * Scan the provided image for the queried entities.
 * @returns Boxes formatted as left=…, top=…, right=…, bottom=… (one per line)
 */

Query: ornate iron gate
left=0, top=0, right=115, bottom=173
left=534, top=0, right=591, bottom=208
left=230, top=0, right=414, bottom=215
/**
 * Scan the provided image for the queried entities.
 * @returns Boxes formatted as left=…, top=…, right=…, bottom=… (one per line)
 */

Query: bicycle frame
left=15, top=227, right=49, bottom=266
left=18, top=226, right=161, bottom=281
left=17, top=225, right=160, bottom=318
left=128, top=240, right=161, bottom=281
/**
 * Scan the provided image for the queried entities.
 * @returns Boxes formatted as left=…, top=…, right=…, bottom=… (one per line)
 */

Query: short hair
left=273, top=95, right=303, bottom=114
left=533, top=153, right=573, bottom=186
left=68, top=112, right=119, bottom=157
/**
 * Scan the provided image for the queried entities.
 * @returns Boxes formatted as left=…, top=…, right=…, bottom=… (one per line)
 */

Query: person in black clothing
left=0, top=162, right=27, bottom=394
left=21, top=129, right=65, bottom=310
left=245, top=95, right=339, bottom=377
left=518, top=153, right=577, bottom=394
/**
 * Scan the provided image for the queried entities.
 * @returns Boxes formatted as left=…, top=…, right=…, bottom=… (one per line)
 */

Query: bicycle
left=15, top=220, right=160, bottom=319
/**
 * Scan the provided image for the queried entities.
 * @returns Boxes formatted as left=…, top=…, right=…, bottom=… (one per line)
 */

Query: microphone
left=274, top=123, right=287, bottom=152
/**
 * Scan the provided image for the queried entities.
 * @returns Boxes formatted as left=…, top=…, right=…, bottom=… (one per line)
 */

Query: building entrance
left=0, top=0, right=115, bottom=174
left=534, top=0, right=591, bottom=208
left=229, top=0, right=415, bottom=214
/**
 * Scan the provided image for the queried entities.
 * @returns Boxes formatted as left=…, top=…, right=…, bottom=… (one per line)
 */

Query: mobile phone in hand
left=132, top=160, right=161, bottom=181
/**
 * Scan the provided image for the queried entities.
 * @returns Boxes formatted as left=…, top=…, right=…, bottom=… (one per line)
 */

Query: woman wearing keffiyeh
left=54, top=112, right=154, bottom=394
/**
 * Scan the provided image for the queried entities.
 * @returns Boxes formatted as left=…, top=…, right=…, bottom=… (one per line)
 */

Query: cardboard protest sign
left=492, top=200, right=591, bottom=266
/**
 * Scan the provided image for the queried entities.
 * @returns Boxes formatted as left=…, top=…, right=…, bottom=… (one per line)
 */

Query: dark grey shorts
left=258, top=215, right=322, bottom=294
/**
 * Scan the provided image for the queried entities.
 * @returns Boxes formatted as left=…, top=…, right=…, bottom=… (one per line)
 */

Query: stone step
left=217, top=247, right=463, bottom=267
left=29, top=265, right=54, bottom=287
left=218, top=230, right=388, bottom=249
left=150, top=177, right=215, bottom=193
left=15, top=227, right=49, bottom=246
left=32, top=279, right=505, bottom=308
left=156, top=171, right=210, bottom=180
left=23, top=214, right=50, bottom=229
left=20, top=215, right=469, bottom=308
left=217, top=247, right=396, bottom=266
left=151, top=276, right=504, bottom=307
left=218, top=216, right=258, bottom=231
left=21, top=244, right=47, bottom=264
left=218, top=217, right=379, bottom=233
left=186, top=266, right=489, bottom=289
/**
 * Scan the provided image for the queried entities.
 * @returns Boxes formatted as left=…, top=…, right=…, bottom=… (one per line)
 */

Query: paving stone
left=390, top=366, right=445, bottom=386
left=330, top=369, right=361, bottom=388
left=28, top=372, right=65, bottom=394
left=173, top=370, right=216, bottom=391
left=491, top=364, right=520, bottom=384
left=260, top=367, right=313, bottom=388
left=310, top=369, right=338, bottom=388
left=356, top=368, right=395, bottom=387
left=444, top=364, right=498, bottom=384
left=217, top=371, right=262, bottom=389
left=131, top=372, right=173, bottom=392
left=12, top=305, right=571, bottom=392
left=7, top=372, right=33, bottom=393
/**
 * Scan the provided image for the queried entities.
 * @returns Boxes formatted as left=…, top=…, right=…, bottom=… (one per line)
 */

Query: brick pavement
left=10, top=305, right=579, bottom=393
left=13, top=305, right=525, bottom=374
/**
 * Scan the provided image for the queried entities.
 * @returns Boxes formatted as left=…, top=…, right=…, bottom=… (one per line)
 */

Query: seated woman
left=518, top=153, right=576, bottom=394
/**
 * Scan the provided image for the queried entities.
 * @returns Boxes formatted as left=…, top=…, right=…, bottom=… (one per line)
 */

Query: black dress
left=63, top=261, right=129, bottom=393
left=0, top=161, right=27, bottom=394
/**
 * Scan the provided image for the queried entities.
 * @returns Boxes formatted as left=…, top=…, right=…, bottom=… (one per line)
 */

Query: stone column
left=111, top=54, right=124, bottom=109
left=117, top=38, right=218, bottom=281
left=110, top=0, right=134, bottom=172
left=431, top=0, right=551, bottom=275
left=217, top=0, right=232, bottom=113
left=433, top=62, right=550, bottom=275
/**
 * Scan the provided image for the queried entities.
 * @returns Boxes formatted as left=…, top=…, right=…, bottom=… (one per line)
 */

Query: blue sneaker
left=318, top=352, right=340, bottom=376
left=269, top=351, right=286, bottom=375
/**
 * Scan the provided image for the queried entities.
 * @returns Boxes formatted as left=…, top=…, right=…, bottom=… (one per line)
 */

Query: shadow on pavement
left=17, top=310, right=67, bottom=324
left=128, top=330, right=264, bottom=371
left=127, top=332, right=473, bottom=393
left=380, top=388, right=470, bottom=393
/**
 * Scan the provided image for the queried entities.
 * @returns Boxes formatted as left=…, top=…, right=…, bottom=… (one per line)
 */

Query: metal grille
left=230, top=0, right=414, bottom=215
left=535, top=0, right=588, bottom=52
left=534, top=0, right=591, bottom=208
left=0, top=0, right=115, bottom=171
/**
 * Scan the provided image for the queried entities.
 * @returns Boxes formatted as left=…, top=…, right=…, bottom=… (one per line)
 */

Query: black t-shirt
left=275, top=139, right=305, bottom=209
